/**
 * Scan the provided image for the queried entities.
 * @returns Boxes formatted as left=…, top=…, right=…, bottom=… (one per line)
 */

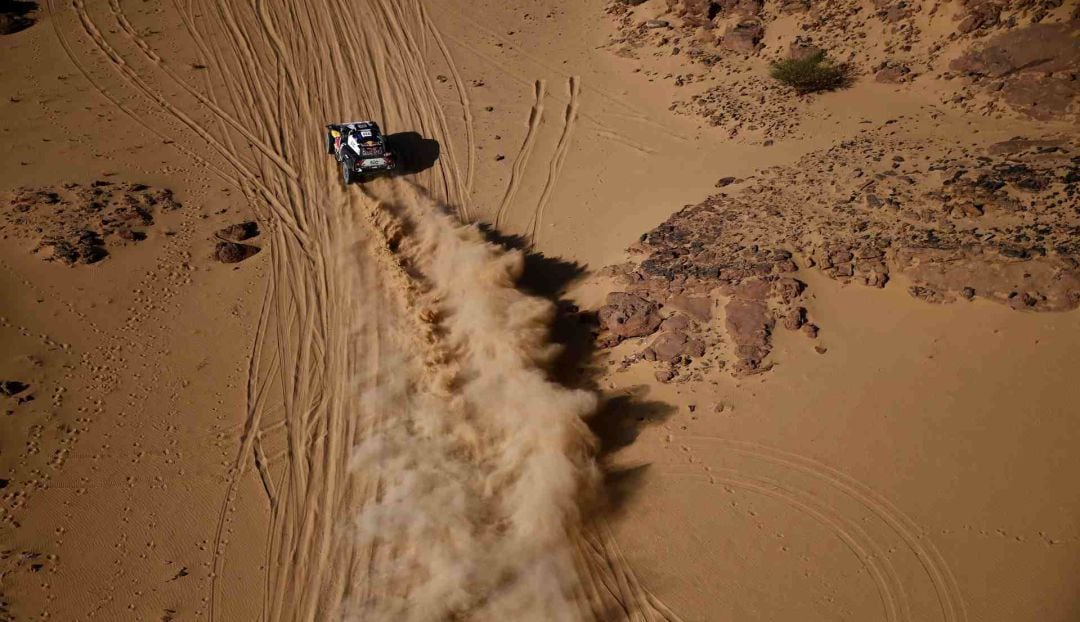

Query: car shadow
left=386, top=132, right=440, bottom=175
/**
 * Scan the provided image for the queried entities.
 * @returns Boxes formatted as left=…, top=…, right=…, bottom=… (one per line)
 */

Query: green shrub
left=769, top=51, right=849, bottom=94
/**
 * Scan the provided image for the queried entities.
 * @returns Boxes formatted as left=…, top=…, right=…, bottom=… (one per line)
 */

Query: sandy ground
left=1, top=0, right=1078, bottom=621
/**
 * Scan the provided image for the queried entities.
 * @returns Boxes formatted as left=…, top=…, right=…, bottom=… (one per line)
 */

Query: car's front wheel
left=342, top=162, right=354, bottom=185
left=325, top=131, right=335, bottom=155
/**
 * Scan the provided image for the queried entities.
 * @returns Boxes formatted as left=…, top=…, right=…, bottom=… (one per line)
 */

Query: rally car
left=325, top=121, right=397, bottom=184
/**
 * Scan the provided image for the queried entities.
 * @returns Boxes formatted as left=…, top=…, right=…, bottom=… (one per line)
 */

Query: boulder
left=596, top=292, right=663, bottom=346
left=648, top=330, right=707, bottom=362
left=214, top=241, right=260, bottom=264
left=724, top=298, right=774, bottom=373
left=0, top=381, right=29, bottom=397
left=719, top=20, right=764, bottom=54
left=950, top=23, right=1080, bottom=79
left=217, top=221, right=260, bottom=241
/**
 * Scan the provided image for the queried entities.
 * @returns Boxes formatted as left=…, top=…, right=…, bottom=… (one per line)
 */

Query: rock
left=724, top=298, right=774, bottom=373
left=788, top=36, right=821, bottom=61
left=719, top=20, right=764, bottom=54
left=1001, top=73, right=1080, bottom=121
left=950, top=23, right=1079, bottom=79
left=956, top=1, right=1001, bottom=34
left=0, top=381, right=29, bottom=397
left=779, top=0, right=810, bottom=14
left=875, top=63, right=911, bottom=84
left=667, top=293, right=712, bottom=321
left=655, top=369, right=676, bottom=383
left=774, top=278, right=806, bottom=304
left=782, top=306, right=806, bottom=330
left=645, top=19, right=670, bottom=28
left=1007, top=291, right=1040, bottom=310
left=988, top=138, right=1067, bottom=156
left=802, top=323, right=819, bottom=338
left=660, top=313, right=692, bottom=333
left=115, top=228, right=146, bottom=241
left=730, top=277, right=772, bottom=301
left=649, top=330, right=707, bottom=362
left=217, top=221, right=259, bottom=241
left=715, top=176, right=738, bottom=187
left=962, top=287, right=976, bottom=300
left=597, top=292, right=663, bottom=345
left=214, top=241, right=260, bottom=264
left=908, top=285, right=947, bottom=303
left=955, top=202, right=984, bottom=218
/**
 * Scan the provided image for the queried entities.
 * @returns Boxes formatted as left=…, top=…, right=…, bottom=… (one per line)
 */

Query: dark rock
left=217, top=221, right=259, bottom=241
left=782, top=306, right=806, bottom=330
left=0, top=1, right=36, bottom=35
left=715, top=176, right=738, bottom=187
left=875, top=63, right=911, bottom=84
left=950, top=23, right=1079, bottom=79
left=0, top=381, right=29, bottom=397
left=719, top=20, right=764, bottom=54
left=214, top=241, right=260, bottom=264
left=725, top=298, right=774, bottom=374
left=1007, top=291, right=1040, bottom=309
left=909, top=285, right=947, bottom=303
left=788, top=36, right=821, bottom=61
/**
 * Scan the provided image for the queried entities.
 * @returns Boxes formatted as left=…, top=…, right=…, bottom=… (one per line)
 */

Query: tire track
left=528, top=76, right=581, bottom=245
left=660, top=436, right=967, bottom=622
left=494, top=79, right=546, bottom=230
left=676, top=436, right=967, bottom=622
left=51, top=1, right=678, bottom=620
left=420, top=1, right=477, bottom=196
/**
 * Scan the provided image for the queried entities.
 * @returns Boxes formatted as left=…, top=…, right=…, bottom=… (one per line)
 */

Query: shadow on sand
left=476, top=224, right=678, bottom=520
left=386, top=131, right=440, bottom=176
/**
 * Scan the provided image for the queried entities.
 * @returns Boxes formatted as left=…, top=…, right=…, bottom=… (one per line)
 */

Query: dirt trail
left=41, top=0, right=669, bottom=619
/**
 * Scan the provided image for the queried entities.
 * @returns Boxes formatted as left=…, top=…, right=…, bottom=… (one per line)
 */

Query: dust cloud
left=343, top=180, right=600, bottom=621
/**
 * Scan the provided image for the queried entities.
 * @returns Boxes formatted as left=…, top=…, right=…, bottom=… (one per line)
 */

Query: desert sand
left=1, top=0, right=1078, bottom=620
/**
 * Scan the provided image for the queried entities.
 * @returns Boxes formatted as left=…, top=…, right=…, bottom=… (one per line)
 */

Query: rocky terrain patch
left=607, top=0, right=1079, bottom=140
left=0, top=181, right=182, bottom=265
left=596, top=130, right=1078, bottom=378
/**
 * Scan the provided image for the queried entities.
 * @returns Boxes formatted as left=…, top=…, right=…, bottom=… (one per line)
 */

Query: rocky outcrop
left=598, top=129, right=1079, bottom=376
left=0, top=181, right=182, bottom=266
left=596, top=292, right=663, bottom=347
left=213, top=241, right=260, bottom=264
left=950, top=22, right=1080, bottom=120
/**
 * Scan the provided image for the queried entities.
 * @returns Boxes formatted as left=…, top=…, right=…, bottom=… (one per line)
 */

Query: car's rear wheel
left=342, top=163, right=354, bottom=185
